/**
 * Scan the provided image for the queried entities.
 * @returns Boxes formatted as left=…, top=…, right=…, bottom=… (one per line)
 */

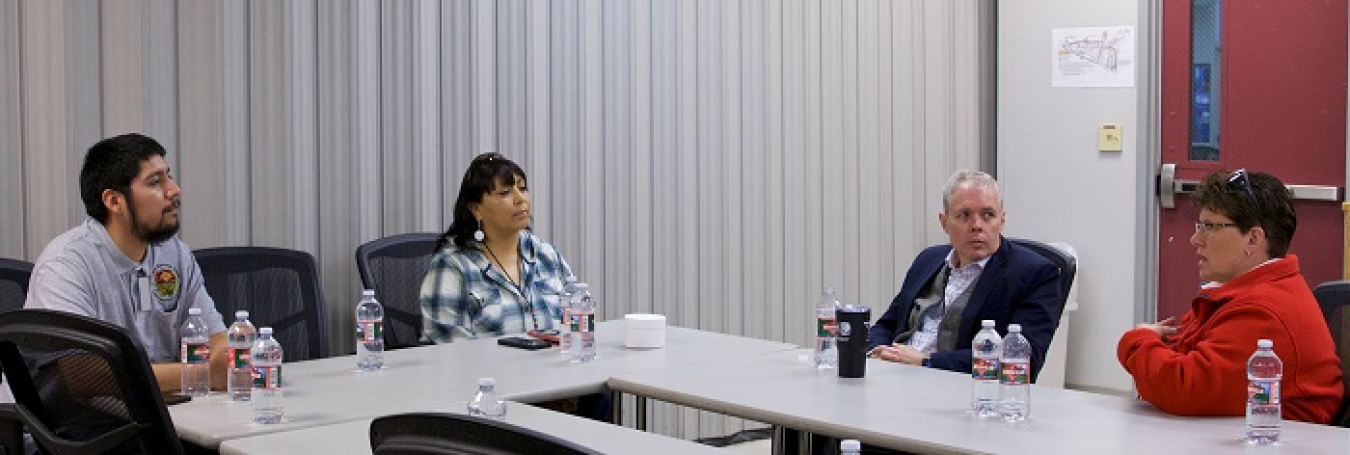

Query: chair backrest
left=1313, top=280, right=1350, bottom=427
left=194, top=247, right=328, bottom=361
left=355, top=233, right=441, bottom=350
left=369, top=412, right=598, bottom=455
left=0, top=258, right=34, bottom=313
left=0, top=309, right=183, bottom=455
left=1008, top=238, right=1077, bottom=315
left=1007, top=238, right=1078, bottom=384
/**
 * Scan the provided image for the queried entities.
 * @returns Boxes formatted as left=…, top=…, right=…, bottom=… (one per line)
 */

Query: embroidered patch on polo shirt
left=152, top=264, right=180, bottom=300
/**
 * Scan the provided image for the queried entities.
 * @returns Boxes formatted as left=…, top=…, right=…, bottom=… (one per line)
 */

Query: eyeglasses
left=1226, top=169, right=1264, bottom=225
left=1194, top=221, right=1238, bottom=234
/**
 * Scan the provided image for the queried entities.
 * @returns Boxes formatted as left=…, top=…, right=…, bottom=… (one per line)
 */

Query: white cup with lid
left=624, top=314, right=666, bottom=349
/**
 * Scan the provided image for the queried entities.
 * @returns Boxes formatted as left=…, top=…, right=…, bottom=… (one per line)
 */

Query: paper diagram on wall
left=1051, top=26, right=1135, bottom=88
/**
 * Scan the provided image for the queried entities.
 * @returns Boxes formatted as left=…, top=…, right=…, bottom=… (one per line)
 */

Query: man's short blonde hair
left=942, top=170, right=1002, bottom=212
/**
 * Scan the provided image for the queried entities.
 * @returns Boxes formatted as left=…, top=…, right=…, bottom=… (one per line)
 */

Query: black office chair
left=369, top=412, right=598, bottom=454
left=1313, top=280, right=1350, bottom=427
left=355, top=233, right=441, bottom=350
left=195, top=247, right=329, bottom=361
left=1008, top=238, right=1076, bottom=313
left=0, top=258, right=34, bottom=313
left=0, top=309, right=183, bottom=454
left=1007, top=238, right=1077, bottom=383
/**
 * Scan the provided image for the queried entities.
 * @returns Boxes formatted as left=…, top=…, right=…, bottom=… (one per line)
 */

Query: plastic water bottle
left=971, top=319, right=1002, bottom=417
left=251, top=327, right=284, bottom=424
left=840, top=439, right=861, bottom=455
left=999, top=323, right=1031, bottom=422
left=356, top=289, right=385, bottom=371
left=571, top=283, right=596, bottom=363
left=560, top=276, right=577, bottom=355
left=180, top=307, right=212, bottom=397
left=467, top=377, right=507, bottom=421
left=1246, top=339, right=1282, bottom=444
left=226, top=310, right=257, bottom=401
left=813, top=287, right=842, bottom=369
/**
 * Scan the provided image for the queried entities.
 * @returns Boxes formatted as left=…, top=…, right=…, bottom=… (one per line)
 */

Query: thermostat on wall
left=1098, top=124, right=1123, bottom=152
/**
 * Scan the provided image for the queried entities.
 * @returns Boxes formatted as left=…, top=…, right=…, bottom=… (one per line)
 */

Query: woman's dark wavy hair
left=437, top=153, right=527, bottom=250
left=1192, top=169, right=1297, bottom=258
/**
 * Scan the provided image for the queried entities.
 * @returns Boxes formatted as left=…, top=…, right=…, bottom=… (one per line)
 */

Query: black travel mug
left=835, top=304, right=871, bottom=378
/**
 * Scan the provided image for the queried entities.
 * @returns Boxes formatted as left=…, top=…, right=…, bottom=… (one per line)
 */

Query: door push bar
left=1158, top=163, right=1343, bottom=209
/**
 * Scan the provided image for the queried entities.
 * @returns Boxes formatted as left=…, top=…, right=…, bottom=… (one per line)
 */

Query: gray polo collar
left=85, top=217, right=159, bottom=275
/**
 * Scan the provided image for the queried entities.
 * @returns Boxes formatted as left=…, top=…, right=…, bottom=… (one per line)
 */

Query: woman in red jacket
left=1118, top=169, right=1343, bottom=424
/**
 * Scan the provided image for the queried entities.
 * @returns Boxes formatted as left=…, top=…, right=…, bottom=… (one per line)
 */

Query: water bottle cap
left=235, top=310, right=249, bottom=318
left=1007, top=323, right=1022, bottom=332
left=260, top=327, right=273, bottom=335
left=478, top=377, right=495, bottom=387
left=1257, top=339, right=1273, bottom=348
left=363, top=289, right=376, bottom=297
left=981, top=319, right=995, bottom=327
left=841, top=440, right=861, bottom=451
left=565, top=275, right=577, bottom=284
left=188, top=307, right=202, bottom=315
left=575, top=283, right=589, bottom=290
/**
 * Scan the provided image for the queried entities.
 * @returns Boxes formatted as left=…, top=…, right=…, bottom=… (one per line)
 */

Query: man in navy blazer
left=867, top=170, right=1062, bottom=381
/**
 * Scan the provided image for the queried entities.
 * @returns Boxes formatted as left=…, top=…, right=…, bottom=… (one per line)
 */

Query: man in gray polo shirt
left=26, top=133, right=228, bottom=393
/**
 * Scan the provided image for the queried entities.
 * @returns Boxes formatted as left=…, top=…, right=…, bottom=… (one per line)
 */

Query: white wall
left=997, top=0, right=1147, bottom=394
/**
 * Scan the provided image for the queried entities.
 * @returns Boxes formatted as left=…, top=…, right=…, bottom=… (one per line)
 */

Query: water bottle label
left=254, top=365, right=282, bottom=389
left=999, top=361, right=1029, bottom=385
left=182, top=342, right=210, bottom=364
left=569, top=314, right=579, bottom=331
left=578, top=314, right=595, bottom=333
left=972, top=358, right=1000, bottom=380
left=357, top=321, right=383, bottom=342
left=1248, top=380, right=1280, bottom=404
left=816, top=316, right=836, bottom=337
left=230, top=347, right=251, bottom=368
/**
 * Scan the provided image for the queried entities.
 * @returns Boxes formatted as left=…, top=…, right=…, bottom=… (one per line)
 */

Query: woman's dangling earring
left=473, top=220, right=485, bottom=242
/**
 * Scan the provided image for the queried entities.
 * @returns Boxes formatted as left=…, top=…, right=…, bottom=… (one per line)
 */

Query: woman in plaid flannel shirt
left=419, top=153, right=574, bottom=343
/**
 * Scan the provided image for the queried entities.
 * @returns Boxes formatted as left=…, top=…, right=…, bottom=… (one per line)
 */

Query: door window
left=1189, top=0, right=1220, bottom=162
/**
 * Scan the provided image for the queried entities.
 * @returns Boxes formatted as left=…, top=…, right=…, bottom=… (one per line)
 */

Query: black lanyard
left=483, top=244, right=540, bottom=332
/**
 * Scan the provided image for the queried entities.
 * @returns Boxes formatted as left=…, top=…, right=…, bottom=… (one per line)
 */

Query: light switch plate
left=1098, top=124, right=1123, bottom=152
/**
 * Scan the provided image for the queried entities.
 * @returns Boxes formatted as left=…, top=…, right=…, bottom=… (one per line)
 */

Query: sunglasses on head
left=1226, top=169, right=1264, bottom=226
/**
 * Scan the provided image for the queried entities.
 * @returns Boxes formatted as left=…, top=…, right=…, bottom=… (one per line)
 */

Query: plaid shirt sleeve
left=419, top=248, right=479, bottom=343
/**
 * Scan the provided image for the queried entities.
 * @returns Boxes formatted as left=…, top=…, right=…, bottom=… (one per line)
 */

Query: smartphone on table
left=498, top=336, right=552, bottom=350
left=163, top=392, right=192, bottom=405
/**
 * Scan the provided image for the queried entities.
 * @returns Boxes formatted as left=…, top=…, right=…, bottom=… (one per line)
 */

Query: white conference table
left=607, top=349, right=1350, bottom=454
left=217, top=401, right=732, bottom=454
left=170, top=321, right=796, bottom=449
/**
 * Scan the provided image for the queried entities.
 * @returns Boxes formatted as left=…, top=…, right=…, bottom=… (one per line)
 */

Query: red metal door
left=1158, top=0, right=1346, bottom=319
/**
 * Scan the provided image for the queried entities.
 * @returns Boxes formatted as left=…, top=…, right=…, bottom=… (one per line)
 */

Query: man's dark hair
left=1192, top=170, right=1297, bottom=258
left=80, top=134, right=167, bottom=223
